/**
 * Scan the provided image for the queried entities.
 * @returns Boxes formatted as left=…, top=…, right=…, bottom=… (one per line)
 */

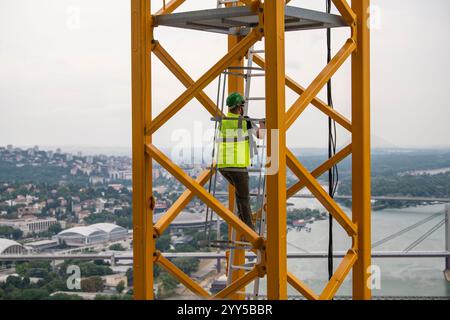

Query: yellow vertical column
left=264, top=0, right=287, bottom=300
left=228, top=26, right=246, bottom=301
left=351, top=0, right=371, bottom=300
left=131, top=0, right=154, bottom=300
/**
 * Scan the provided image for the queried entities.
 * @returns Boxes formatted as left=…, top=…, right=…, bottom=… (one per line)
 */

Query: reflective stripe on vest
left=217, top=112, right=250, bottom=168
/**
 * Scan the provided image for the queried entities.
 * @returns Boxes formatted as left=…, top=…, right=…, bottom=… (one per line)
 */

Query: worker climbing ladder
left=206, top=31, right=268, bottom=298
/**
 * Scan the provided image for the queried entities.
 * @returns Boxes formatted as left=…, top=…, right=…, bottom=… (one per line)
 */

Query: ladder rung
left=206, top=167, right=264, bottom=173
left=218, top=0, right=240, bottom=4
left=247, top=73, right=265, bottom=77
left=222, top=71, right=246, bottom=78
left=231, top=264, right=254, bottom=271
left=250, top=49, right=265, bottom=54
left=210, top=240, right=252, bottom=246
left=210, top=244, right=253, bottom=250
left=210, top=116, right=266, bottom=122
left=227, top=66, right=264, bottom=71
left=214, top=191, right=265, bottom=198
left=247, top=97, right=265, bottom=101
left=233, top=240, right=252, bottom=246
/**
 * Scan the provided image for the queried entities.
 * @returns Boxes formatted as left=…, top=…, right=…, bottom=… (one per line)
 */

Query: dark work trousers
left=219, top=168, right=255, bottom=231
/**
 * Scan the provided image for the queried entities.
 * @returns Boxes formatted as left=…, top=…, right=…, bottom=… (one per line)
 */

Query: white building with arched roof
left=57, top=223, right=127, bottom=247
left=0, top=238, right=27, bottom=255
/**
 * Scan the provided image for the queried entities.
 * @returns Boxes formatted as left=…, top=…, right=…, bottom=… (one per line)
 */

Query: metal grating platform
left=154, top=6, right=347, bottom=35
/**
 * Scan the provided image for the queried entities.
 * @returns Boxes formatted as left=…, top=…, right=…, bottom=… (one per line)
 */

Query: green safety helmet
left=226, top=92, right=245, bottom=109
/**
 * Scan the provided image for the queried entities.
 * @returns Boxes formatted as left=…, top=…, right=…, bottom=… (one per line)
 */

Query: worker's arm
left=256, top=120, right=266, bottom=139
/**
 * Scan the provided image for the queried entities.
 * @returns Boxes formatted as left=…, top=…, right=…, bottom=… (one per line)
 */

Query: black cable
left=326, top=0, right=338, bottom=281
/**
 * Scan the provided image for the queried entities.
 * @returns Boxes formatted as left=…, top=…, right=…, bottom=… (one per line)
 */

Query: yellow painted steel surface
left=351, top=0, right=372, bottom=300
left=264, top=0, right=288, bottom=300
left=156, top=252, right=211, bottom=298
left=148, top=29, right=261, bottom=135
left=131, top=0, right=153, bottom=300
left=130, top=0, right=371, bottom=300
left=287, top=272, right=319, bottom=301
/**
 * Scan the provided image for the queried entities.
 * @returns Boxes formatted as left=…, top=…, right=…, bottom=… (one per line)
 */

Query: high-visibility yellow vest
left=217, top=112, right=250, bottom=168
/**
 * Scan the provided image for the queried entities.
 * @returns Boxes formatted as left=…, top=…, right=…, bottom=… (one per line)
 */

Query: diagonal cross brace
left=152, top=42, right=224, bottom=123
left=286, top=148, right=357, bottom=236
left=155, top=0, right=186, bottom=16
left=285, top=38, right=356, bottom=129
left=287, top=272, right=319, bottom=300
left=148, top=28, right=261, bottom=135
left=153, top=169, right=212, bottom=236
left=156, top=251, right=211, bottom=298
left=319, top=249, right=357, bottom=299
left=287, top=144, right=352, bottom=199
left=146, top=143, right=262, bottom=247
left=252, top=54, right=352, bottom=132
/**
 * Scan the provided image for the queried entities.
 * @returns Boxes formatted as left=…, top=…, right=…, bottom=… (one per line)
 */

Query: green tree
left=158, top=273, right=178, bottom=297
left=11, top=288, right=49, bottom=300
left=172, top=258, right=199, bottom=276
left=47, top=293, right=83, bottom=300
left=109, top=243, right=125, bottom=251
left=48, top=223, right=62, bottom=235
left=126, top=268, right=133, bottom=286
left=116, top=280, right=125, bottom=293
left=156, top=233, right=171, bottom=251
left=80, top=276, right=104, bottom=293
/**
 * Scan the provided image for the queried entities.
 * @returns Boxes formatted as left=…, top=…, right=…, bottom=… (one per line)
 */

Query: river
left=251, top=201, right=450, bottom=298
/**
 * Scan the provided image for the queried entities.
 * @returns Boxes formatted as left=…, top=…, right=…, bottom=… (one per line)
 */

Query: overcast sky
left=1, top=0, right=449, bottom=155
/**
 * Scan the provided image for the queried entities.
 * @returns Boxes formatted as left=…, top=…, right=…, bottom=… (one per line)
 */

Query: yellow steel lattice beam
left=285, top=38, right=356, bottom=129
left=146, top=143, right=263, bottom=247
left=264, top=0, right=288, bottom=300
left=252, top=54, right=352, bottom=132
left=213, top=268, right=260, bottom=299
left=319, top=249, right=357, bottom=300
left=287, top=144, right=352, bottom=199
left=131, top=0, right=153, bottom=300
left=286, top=149, right=357, bottom=236
left=153, top=42, right=225, bottom=119
left=155, top=0, right=186, bottom=15
left=287, top=272, right=319, bottom=300
left=147, top=29, right=261, bottom=135
left=156, top=252, right=211, bottom=298
left=351, top=0, right=372, bottom=300
left=132, top=0, right=371, bottom=301
left=331, top=0, right=356, bottom=26
left=153, top=170, right=212, bottom=236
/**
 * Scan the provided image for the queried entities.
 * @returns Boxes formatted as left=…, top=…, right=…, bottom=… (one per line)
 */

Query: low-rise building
left=102, top=273, right=128, bottom=288
left=0, top=216, right=58, bottom=235
left=25, top=239, right=59, bottom=252
left=0, top=239, right=27, bottom=255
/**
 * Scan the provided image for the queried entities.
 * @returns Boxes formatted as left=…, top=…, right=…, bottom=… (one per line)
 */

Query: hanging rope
left=326, top=0, right=339, bottom=281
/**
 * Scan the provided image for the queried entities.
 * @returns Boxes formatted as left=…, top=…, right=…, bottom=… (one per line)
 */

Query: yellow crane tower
left=131, top=0, right=371, bottom=300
